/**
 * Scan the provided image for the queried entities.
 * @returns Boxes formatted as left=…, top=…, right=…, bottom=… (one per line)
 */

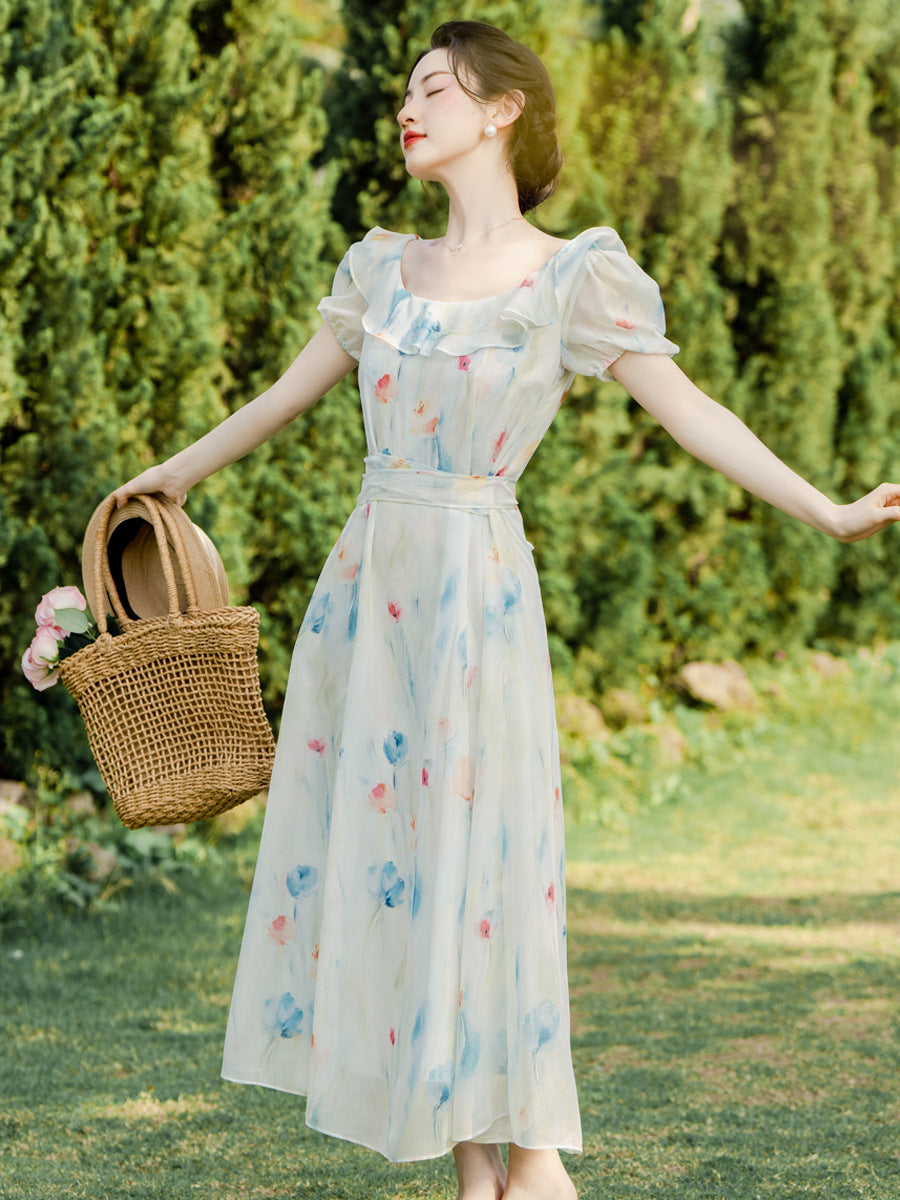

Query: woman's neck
left=438, top=162, right=522, bottom=247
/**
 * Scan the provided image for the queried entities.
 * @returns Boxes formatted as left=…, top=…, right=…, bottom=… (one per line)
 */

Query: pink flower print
left=421, top=764, right=430, bottom=787
left=410, top=398, right=439, bottom=435
left=437, top=717, right=455, bottom=740
left=615, top=316, right=636, bottom=329
left=375, top=373, right=397, bottom=403
left=495, top=466, right=507, bottom=477
left=389, top=1026, right=396, bottom=1047
left=312, top=943, right=319, bottom=960
left=554, top=785, right=562, bottom=812
left=368, top=781, right=397, bottom=813
left=307, top=737, right=326, bottom=755
left=266, top=914, right=296, bottom=945
left=491, top=429, right=506, bottom=464
left=478, top=917, right=492, bottom=939
left=465, top=664, right=478, bottom=689
left=388, top=600, right=402, bottom=621
left=458, top=355, right=471, bottom=372
left=451, top=754, right=474, bottom=805
left=339, top=561, right=358, bottom=581
left=520, top=276, right=535, bottom=290
left=545, top=882, right=556, bottom=910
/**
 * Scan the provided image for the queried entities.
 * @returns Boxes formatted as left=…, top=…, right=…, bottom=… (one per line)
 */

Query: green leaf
left=54, top=608, right=92, bottom=634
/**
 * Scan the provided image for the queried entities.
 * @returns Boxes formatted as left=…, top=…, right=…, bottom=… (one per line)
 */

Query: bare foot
left=502, top=1145, right=576, bottom=1200
left=453, top=1141, right=507, bottom=1200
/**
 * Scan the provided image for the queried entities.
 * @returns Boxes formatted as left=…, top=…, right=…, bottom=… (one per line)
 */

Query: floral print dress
left=221, top=226, right=678, bottom=1162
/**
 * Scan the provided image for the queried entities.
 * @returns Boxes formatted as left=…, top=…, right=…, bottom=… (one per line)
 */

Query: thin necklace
left=444, top=215, right=525, bottom=255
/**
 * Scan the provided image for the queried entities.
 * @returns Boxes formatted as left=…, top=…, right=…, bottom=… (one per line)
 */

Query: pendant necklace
left=445, top=214, right=525, bottom=255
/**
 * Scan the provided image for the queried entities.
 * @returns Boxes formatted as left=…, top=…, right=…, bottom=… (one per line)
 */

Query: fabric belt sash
left=357, top=453, right=518, bottom=514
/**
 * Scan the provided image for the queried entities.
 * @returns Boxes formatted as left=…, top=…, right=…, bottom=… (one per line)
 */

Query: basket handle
left=88, top=493, right=199, bottom=633
left=141, top=493, right=200, bottom=612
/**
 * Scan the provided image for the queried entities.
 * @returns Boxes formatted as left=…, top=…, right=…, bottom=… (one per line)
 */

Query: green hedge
left=2, top=0, right=899, bottom=785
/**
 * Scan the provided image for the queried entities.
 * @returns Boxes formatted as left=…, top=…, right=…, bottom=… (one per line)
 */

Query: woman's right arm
left=114, top=322, right=358, bottom=507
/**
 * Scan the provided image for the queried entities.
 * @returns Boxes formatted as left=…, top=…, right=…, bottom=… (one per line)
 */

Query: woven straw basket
left=59, top=493, right=275, bottom=829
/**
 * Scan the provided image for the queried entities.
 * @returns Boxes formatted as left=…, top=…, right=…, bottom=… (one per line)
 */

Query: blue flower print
left=286, top=864, right=319, bottom=898
left=368, top=861, right=406, bottom=908
left=524, top=999, right=560, bottom=1077
left=458, top=1011, right=480, bottom=1078
left=406, top=307, right=442, bottom=353
left=303, top=591, right=332, bottom=635
left=501, top=568, right=522, bottom=616
left=383, top=730, right=409, bottom=765
left=426, top=1061, right=454, bottom=1120
left=263, top=992, right=305, bottom=1038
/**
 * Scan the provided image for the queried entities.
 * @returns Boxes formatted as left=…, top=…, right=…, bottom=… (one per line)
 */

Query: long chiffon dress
left=221, top=225, right=678, bottom=1162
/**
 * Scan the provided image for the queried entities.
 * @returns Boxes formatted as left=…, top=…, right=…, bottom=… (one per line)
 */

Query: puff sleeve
left=560, top=230, right=679, bottom=381
left=317, top=248, right=367, bottom=361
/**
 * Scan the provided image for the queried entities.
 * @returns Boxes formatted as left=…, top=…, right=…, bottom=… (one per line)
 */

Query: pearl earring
left=484, top=122, right=498, bottom=138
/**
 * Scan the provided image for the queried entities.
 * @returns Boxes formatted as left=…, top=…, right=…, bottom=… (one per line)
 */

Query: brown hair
left=411, top=21, right=564, bottom=214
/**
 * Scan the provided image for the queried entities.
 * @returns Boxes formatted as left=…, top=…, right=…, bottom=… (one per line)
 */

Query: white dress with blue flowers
left=221, top=226, right=678, bottom=1162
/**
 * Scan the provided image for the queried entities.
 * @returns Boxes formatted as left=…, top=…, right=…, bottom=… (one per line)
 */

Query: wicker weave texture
left=60, top=493, right=274, bottom=829
left=60, top=607, right=275, bottom=828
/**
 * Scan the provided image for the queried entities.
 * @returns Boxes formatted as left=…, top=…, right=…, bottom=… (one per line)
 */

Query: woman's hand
left=113, top=464, right=188, bottom=508
left=829, top=482, right=900, bottom=543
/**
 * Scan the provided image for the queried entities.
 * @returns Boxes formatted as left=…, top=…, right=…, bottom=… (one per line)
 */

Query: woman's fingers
left=112, top=467, right=187, bottom=508
left=837, top=482, right=900, bottom=542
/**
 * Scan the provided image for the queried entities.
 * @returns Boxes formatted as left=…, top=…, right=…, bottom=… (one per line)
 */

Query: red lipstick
left=403, top=131, right=425, bottom=148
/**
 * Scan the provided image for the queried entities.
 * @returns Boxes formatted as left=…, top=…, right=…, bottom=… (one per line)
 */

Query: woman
left=115, top=20, right=900, bottom=1200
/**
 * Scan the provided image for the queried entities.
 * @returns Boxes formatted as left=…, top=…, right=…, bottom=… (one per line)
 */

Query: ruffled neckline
left=351, top=225, right=619, bottom=358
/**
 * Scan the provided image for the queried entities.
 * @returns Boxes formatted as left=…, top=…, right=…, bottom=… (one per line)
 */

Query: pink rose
left=35, top=585, right=86, bottom=628
left=21, top=628, right=63, bottom=691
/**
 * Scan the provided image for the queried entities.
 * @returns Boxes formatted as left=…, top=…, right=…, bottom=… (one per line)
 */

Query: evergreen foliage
left=525, top=0, right=747, bottom=692
left=0, top=0, right=351, bottom=780
left=2, top=0, right=900, bottom=788
left=814, top=0, right=900, bottom=642
left=717, top=0, right=843, bottom=647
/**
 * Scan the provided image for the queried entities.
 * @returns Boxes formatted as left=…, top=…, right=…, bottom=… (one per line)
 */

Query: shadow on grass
left=567, top=885, right=900, bottom=1199
left=2, top=870, right=898, bottom=1198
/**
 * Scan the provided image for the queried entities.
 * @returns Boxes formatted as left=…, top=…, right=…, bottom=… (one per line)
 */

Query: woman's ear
left=491, top=89, right=525, bottom=131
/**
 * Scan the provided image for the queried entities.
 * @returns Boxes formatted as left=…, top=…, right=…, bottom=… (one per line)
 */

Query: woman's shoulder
left=355, top=226, right=414, bottom=253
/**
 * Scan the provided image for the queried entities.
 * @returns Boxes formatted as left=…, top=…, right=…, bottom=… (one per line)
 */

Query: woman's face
left=396, top=48, right=490, bottom=180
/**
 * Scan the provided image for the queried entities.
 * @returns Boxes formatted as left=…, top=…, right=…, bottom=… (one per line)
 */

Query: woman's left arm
left=609, top=352, right=900, bottom=544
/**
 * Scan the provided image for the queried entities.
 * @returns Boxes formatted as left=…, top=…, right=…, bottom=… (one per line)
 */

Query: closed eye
left=425, top=89, right=445, bottom=98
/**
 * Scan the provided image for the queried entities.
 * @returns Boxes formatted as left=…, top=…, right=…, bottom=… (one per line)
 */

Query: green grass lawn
left=2, top=653, right=900, bottom=1199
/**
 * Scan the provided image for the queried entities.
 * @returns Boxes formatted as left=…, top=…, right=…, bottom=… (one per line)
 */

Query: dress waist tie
left=356, top=453, right=518, bottom=514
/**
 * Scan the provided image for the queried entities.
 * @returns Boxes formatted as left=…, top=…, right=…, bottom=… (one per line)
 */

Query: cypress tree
left=523, top=0, right=744, bottom=695
left=716, top=0, right=842, bottom=649
left=0, top=0, right=341, bottom=780
left=817, top=0, right=900, bottom=643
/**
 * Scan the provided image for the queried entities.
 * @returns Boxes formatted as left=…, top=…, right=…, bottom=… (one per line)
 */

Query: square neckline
left=396, top=231, right=579, bottom=306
